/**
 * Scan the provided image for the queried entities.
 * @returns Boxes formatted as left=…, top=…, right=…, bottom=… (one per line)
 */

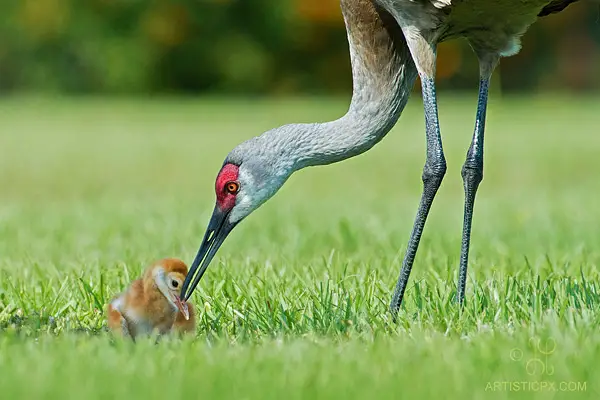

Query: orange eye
left=225, top=181, right=239, bottom=194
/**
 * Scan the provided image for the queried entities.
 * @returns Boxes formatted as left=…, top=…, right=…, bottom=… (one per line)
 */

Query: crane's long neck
left=267, top=1, right=417, bottom=171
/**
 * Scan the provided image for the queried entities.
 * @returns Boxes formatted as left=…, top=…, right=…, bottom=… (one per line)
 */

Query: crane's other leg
left=457, top=53, right=499, bottom=305
left=390, top=34, right=446, bottom=317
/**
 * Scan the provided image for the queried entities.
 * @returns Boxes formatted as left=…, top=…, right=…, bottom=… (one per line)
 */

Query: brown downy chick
left=107, top=258, right=196, bottom=340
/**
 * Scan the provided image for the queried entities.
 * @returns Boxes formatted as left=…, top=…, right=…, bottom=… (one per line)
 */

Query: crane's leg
left=390, top=35, right=446, bottom=317
left=457, top=54, right=499, bottom=305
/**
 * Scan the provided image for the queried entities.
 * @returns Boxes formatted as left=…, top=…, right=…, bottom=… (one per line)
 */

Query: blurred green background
left=1, top=0, right=599, bottom=95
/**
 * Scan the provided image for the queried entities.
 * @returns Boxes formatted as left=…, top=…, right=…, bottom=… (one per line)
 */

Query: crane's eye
left=170, top=279, right=179, bottom=289
left=225, top=181, right=239, bottom=194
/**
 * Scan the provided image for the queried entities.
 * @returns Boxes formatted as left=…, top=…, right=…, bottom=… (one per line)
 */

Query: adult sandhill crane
left=181, top=0, right=582, bottom=315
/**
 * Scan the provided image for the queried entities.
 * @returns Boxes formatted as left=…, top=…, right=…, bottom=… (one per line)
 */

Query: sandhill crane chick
left=107, top=258, right=196, bottom=340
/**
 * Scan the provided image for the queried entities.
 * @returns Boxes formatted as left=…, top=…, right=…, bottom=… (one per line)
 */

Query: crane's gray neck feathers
left=227, top=0, right=417, bottom=176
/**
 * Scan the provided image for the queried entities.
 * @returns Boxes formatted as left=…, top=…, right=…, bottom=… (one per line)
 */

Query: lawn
left=0, top=95, right=598, bottom=399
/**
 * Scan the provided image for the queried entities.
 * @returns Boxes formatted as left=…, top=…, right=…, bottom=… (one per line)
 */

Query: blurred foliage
left=0, top=0, right=599, bottom=94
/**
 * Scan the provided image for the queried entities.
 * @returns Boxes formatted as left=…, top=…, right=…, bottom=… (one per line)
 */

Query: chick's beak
left=174, top=296, right=190, bottom=320
left=180, top=205, right=238, bottom=301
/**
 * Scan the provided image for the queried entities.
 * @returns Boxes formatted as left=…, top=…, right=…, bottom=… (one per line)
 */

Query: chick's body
left=107, top=258, right=196, bottom=339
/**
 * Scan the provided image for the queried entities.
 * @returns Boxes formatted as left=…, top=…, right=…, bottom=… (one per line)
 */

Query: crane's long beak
left=180, top=205, right=238, bottom=301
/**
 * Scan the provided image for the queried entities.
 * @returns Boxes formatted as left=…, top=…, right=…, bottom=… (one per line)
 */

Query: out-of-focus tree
left=0, top=0, right=598, bottom=94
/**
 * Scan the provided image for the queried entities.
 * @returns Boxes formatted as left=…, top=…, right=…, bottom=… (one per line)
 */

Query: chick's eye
left=171, top=280, right=179, bottom=288
left=225, top=181, right=239, bottom=194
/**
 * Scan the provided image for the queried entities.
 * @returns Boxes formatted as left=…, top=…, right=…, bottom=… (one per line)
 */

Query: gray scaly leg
left=457, top=55, right=498, bottom=304
left=390, top=75, right=447, bottom=316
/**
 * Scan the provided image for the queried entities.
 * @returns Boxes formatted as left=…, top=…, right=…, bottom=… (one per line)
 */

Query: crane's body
left=383, top=0, right=551, bottom=55
left=180, top=0, right=584, bottom=314
left=108, top=258, right=196, bottom=340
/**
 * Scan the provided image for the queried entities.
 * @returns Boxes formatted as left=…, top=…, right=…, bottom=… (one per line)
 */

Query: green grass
left=0, top=95, right=599, bottom=399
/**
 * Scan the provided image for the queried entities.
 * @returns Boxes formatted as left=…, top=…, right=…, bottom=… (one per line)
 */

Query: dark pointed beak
left=180, top=205, right=238, bottom=301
